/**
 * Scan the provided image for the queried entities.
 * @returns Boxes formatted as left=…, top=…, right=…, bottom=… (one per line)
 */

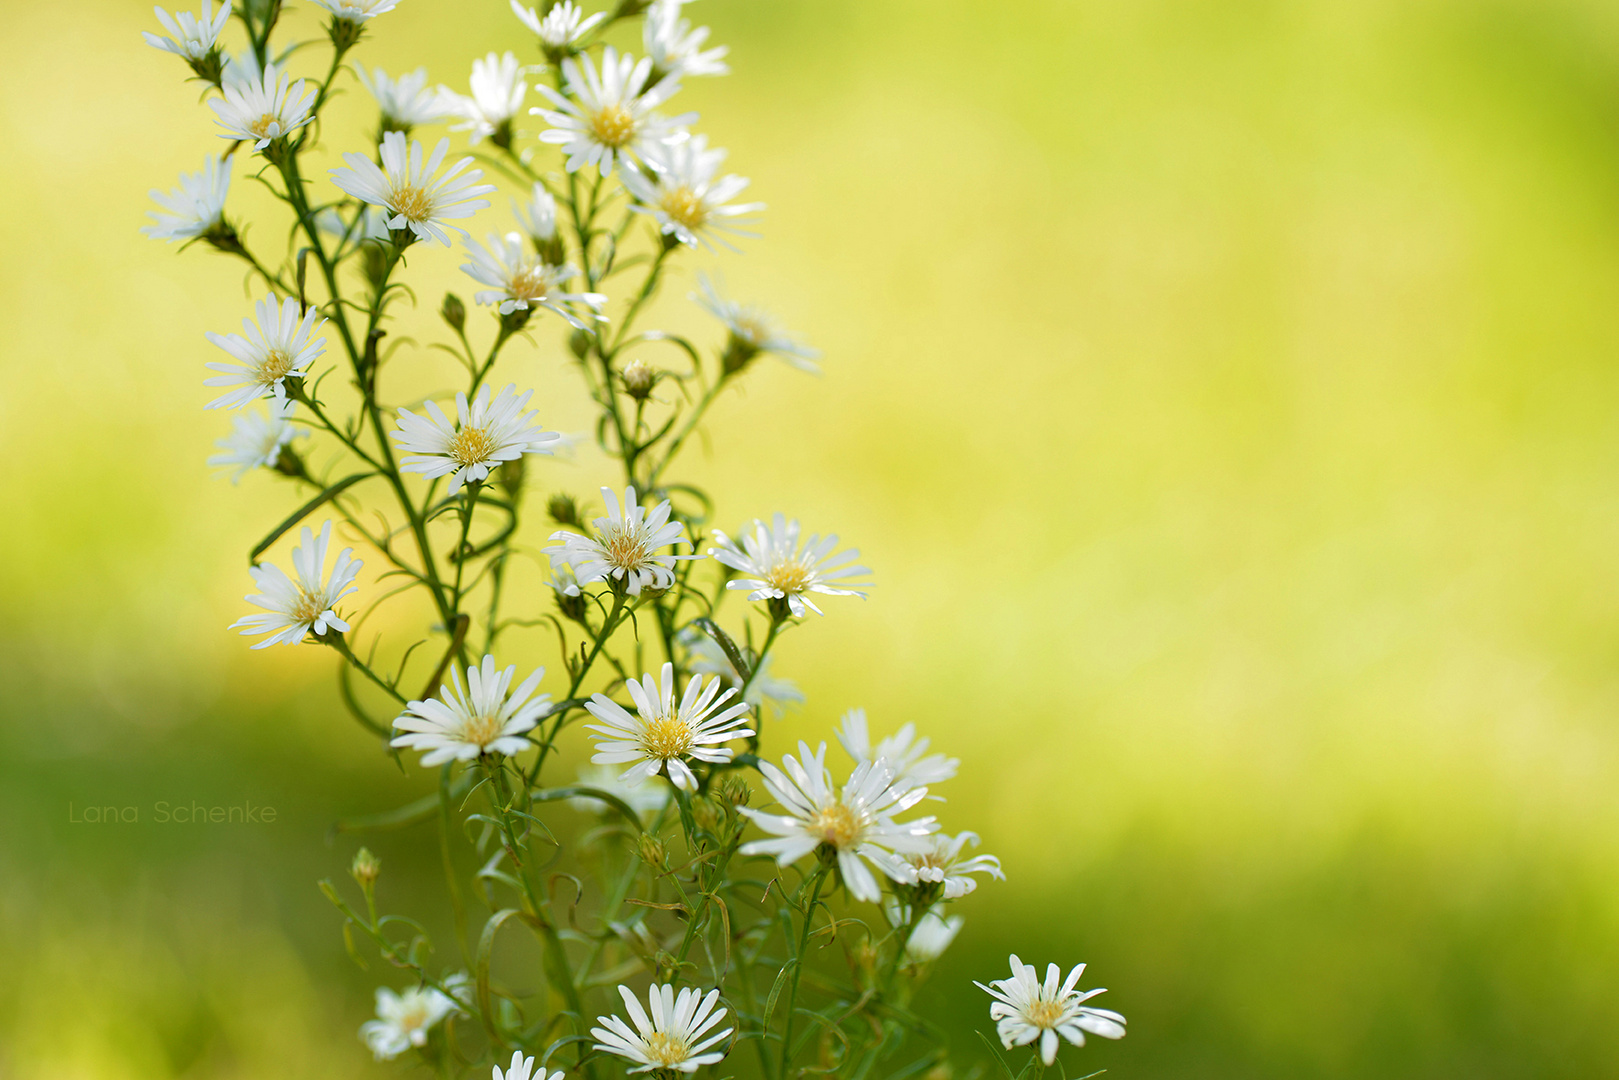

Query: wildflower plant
left=140, top=1, right=1127, bottom=1078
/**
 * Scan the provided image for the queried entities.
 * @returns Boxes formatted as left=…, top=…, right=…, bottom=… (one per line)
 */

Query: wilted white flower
left=592, top=984, right=733, bottom=1074
left=208, top=63, right=316, bottom=150
left=512, top=182, right=558, bottom=244
left=390, top=655, right=550, bottom=766
left=710, top=513, right=871, bottom=618
left=460, top=233, right=606, bottom=325
left=440, top=52, right=527, bottom=145
left=585, top=662, right=753, bottom=790
left=354, top=64, right=449, bottom=130
left=230, top=521, right=361, bottom=648
left=532, top=46, right=695, bottom=175
left=695, top=275, right=820, bottom=373
left=679, top=627, right=804, bottom=717
left=739, top=742, right=937, bottom=903
left=975, top=957, right=1126, bottom=1065
left=884, top=899, right=963, bottom=962
left=620, top=135, right=761, bottom=251
left=329, top=131, right=495, bottom=246
left=544, top=486, right=700, bottom=595
left=203, top=293, right=326, bottom=410
left=492, top=1051, right=563, bottom=1080
left=208, top=398, right=301, bottom=482
left=359, top=974, right=468, bottom=1059
left=568, top=762, right=670, bottom=816
left=644, top=0, right=728, bottom=80
left=901, top=832, right=1004, bottom=899
left=836, top=709, right=957, bottom=789
left=311, top=0, right=400, bottom=21
left=143, top=0, right=230, bottom=62
left=512, top=0, right=604, bottom=49
left=393, top=383, right=560, bottom=495
left=142, top=155, right=231, bottom=242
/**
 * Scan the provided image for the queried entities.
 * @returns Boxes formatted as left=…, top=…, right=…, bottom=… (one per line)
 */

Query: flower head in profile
left=393, top=383, right=559, bottom=494
left=359, top=974, right=468, bottom=1060
left=592, top=984, right=732, bottom=1074
left=739, top=742, right=937, bottom=903
left=230, top=521, right=361, bottom=648
left=585, top=662, right=753, bottom=790
left=621, top=135, right=761, bottom=251
left=329, top=131, right=495, bottom=246
left=209, top=398, right=301, bottom=482
left=440, top=52, right=527, bottom=146
left=492, top=1050, right=564, bottom=1080
left=143, top=1, right=230, bottom=64
left=679, top=627, right=804, bottom=718
left=568, top=762, right=670, bottom=816
left=544, top=486, right=700, bottom=595
left=532, top=46, right=695, bottom=175
left=143, top=155, right=231, bottom=243
left=513, top=0, right=604, bottom=51
left=836, top=709, right=956, bottom=790
left=311, top=0, right=400, bottom=22
left=975, top=957, right=1126, bottom=1065
left=710, top=513, right=871, bottom=618
left=884, top=900, right=963, bottom=963
left=390, top=655, right=550, bottom=766
left=203, top=293, right=326, bottom=410
left=644, top=0, right=729, bottom=81
left=460, top=233, right=606, bottom=326
left=901, top=832, right=1004, bottom=899
left=512, top=182, right=559, bottom=245
left=208, top=62, right=316, bottom=150
left=695, top=275, right=820, bottom=374
left=355, top=64, right=449, bottom=132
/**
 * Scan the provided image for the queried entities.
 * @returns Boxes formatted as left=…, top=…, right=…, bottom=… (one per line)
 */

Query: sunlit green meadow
left=5, top=0, right=1619, bottom=1075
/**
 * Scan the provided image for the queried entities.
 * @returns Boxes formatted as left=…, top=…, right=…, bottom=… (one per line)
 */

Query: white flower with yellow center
left=974, top=957, right=1126, bottom=1065
left=512, top=0, right=604, bottom=49
left=739, top=741, right=937, bottom=903
left=390, top=655, right=550, bottom=766
left=208, top=62, right=316, bottom=150
left=230, top=521, right=361, bottom=649
left=392, top=383, right=560, bottom=495
left=679, top=627, right=804, bottom=717
left=311, top=0, right=400, bottom=22
left=513, top=182, right=558, bottom=244
left=836, top=709, right=957, bottom=790
left=694, top=275, right=821, bottom=373
left=884, top=899, right=964, bottom=963
left=643, top=0, right=729, bottom=80
left=585, top=662, right=753, bottom=790
left=203, top=293, right=326, bottom=410
left=439, top=52, right=527, bottom=145
left=460, top=233, right=607, bottom=326
left=901, top=832, right=1004, bottom=899
left=142, top=155, right=231, bottom=242
left=544, top=486, right=700, bottom=595
left=143, top=0, right=230, bottom=62
left=592, top=983, right=733, bottom=1074
left=359, top=974, right=469, bottom=1059
left=354, top=64, right=449, bottom=130
left=620, top=135, right=761, bottom=251
left=532, top=46, right=695, bottom=175
left=493, top=1050, right=563, bottom=1080
left=710, top=513, right=871, bottom=618
left=209, top=398, right=301, bottom=482
left=329, top=131, right=495, bottom=247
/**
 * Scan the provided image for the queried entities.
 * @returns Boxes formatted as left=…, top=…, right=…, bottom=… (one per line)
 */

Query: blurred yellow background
left=5, top=0, right=1619, bottom=1076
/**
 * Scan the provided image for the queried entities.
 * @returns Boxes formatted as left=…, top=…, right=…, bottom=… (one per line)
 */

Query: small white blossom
left=142, top=155, right=231, bottom=242
left=440, top=52, right=527, bottom=145
left=392, top=383, right=560, bottom=495
left=208, top=62, right=316, bottom=150
left=544, top=486, right=700, bottom=595
left=592, top=984, right=733, bottom=1074
left=644, top=0, right=729, bottom=80
left=836, top=709, right=957, bottom=790
left=208, top=398, right=301, bottom=482
left=884, top=900, right=963, bottom=962
left=329, top=131, right=496, bottom=246
left=585, top=662, right=753, bottom=791
left=142, top=0, right=230, bottom=62
left=460, top=233, right=607, bottom=325
left=695, top=275, right=821, bottom=372
left=512, top=182, right=558, bottom=244
left=975, top=957, right=1126, bottom=1065
left=230, top=521, right=361, bottom=648
left=532, top=46, right=695, bottom=176
left=359, top=974, right=468, bottom=1059
left=512, top=0, right=604, bottom=49
left=710, top=513, right=871, bottom=617
left=901, top=832, right=1004, bottom=899
left=311, top=0, right=400, bottom=21
left=679, top=627, right=804, bottom=717
left=390, top=655, right=550, bottom=766
left=203, top=293, right=326, bottom=410
left=568, top=762, right=670, bottom=816
left=355, top=64, right=450, bottom=129
left=620, top=135, right=761, bottom=251
left=493, top=1051, right=564, bottom=1080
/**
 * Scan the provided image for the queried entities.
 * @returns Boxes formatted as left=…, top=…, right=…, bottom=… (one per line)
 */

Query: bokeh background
left=5, top=0, right=1619, bottom=1075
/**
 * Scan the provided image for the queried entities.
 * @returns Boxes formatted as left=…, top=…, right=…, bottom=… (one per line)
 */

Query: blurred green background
left=5, top=0, right=1619, bottom=1075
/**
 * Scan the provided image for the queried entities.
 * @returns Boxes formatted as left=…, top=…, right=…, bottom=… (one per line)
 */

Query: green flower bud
left=440, top=292, right=466, bottom=333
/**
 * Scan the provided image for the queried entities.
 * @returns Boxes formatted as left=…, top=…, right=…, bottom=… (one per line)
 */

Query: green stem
left=778, top=862, right=832, bottom=1080
left=329, top=636, right=408, bottom=705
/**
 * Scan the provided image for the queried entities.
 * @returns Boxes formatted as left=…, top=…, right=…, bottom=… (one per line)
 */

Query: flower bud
left=350, top=847, right=381, bottom=889
left=638, top=832, right=668, bottom=870
left=569, top=327, right=593, bottom=360
left=691, top=795, right=723, bottom=834
left=716, top=773, right=751, bottom=808
left=440, top=292, right=466, bottom=333
left=547, top=492, right=582, bottom=528
left=499, top=454, right=527, bottom=500
left=621, top=358, right=656, bottom=400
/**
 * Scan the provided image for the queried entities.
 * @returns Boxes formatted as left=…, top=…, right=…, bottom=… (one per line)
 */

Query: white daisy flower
left=710, top=513, right=871, bottom=618
left=208, top=397, right=301, bottom=482
left=679, top=627, right=805, bottom=717
left=311, top=0, right=400, bottom=22
left=460, top=233, right=607, bottom=325
left=644, top=0, right=729, bottom=81
left=884, top=899, right=963, bottom=963
left=142, top=155, right=231, bottom=243
left=512, top=182, right=558, bottom=244
left=836, top=709, right=957, bottom=790
left=390, top=655, right=550, bottom=766
left=143, top=1, right=230, bottom=63
left=203, top=293, right=326, bottom=410
left=694, top=275, right=821, bottom=374
left=440, top=52, right=527, bottom=146
left=329, top=131, right=496, bottom=246
left=230, top=521, right=361, bottom=649
left=567, top=762, right=670, bottom=816
left=354, top=64, right=449, bottom=130
left=531, top=46, right=696, bottom=176
left=975, top=957, right=1127, bottom=1065
left=359, top=974, right=469, bottom=1060
left=739, top=741, right=937, bottom=904
left=901, top=832, right=1004, bottom=899
left=493, top=1050, right=563, bottom=1080
left=392, top=383, right=560, bottom=495
left=208, top=62, right=316, bottom=150
left=620, top=135, right=762, bottom=251
left=544, top=486, right=701, bottom=596
left=512, top=0, right=604, bottom=49
left=585, top=662, right=753, bottom=791
left=591, top=984, right=733, bottom=1074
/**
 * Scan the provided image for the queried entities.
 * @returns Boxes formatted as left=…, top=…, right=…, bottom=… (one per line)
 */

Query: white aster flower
left=220, top=48, right=263, bottom=89
left=568, top=762, right=670, bottom=816
left=620, top=135, right=761, bottom=251
left=512, top=0, right=604, bottom=49
left=836, top=709, right=957, bottom=790
left=975, top=957, right=1127, bottom=1065
left=392, top=383, right=559, bottom=495
left=592, top=984, right=733, bottom=1074
left=512, top=182, right=558, bottom=244
left=695, top=275, right=821, bottom=373
left=355, top=64, right=449, bottom=130
left=203, top=293, right=326, bottom=410
left=230, top=521, right=361, bottom=648
left=329, top=131, right=496, bottom=246
left=544, top=486, right=700, bottom=595
left=679, top=627, right=804, bottom=718
left=311, top=0, right=400, bottom=21
left=208, top=397, right=301, bottom=482
left=359, top=974, right=469, bottom=1060
left=739, top=742, right=937, bottom=904
left=710, top=513, right=871, bottom=618
left=901, top=831, right=1004, bottom=899
left=390, top=655, right=550, bottom=766
left=585, top=662, right=753, bottom=791
left=532, top=46, right=695, bottom=176
left=644, top=0, right=729, bottom=80
left=493, top=1050, right=563, bottom=1080
left=208, top=62, right=316, bottom=150
left=441, top=52, right=527, bottom=146
left=884, top=899, right=963, bottom=963
left=142, top=155, right=231, bottom=243
left=460, top=233, right=607, bottom=325
left=143, top=0, right=230, bottom=62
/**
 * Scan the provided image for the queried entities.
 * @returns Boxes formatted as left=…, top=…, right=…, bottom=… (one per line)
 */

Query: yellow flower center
left=644, top=1032, right=690, bottom=1067
left=460, top=712, right=505, bottom=748
left=507, top=262, right=554, bottom=303
left=447, top=425, right=496, bottom=468
left=398, top=1000, right=431, bottom=1033
left=600, top=524, right=653, bottom=571
left=390, top=183, right=434, bottom=223
left=1026, top=999, right=1066, bottom=1029
left=640, top=714, right=693, bottom=759
left=256, top=348, right=295, bottom=386
left=812, top=803, right=860, bottom=848
left=731, top=315, right=769, bottom=347
left=249, top=112, right=280, bottom=139
left=658, top=186, right=708, bottom=230
left=764, top=561, right=813, bottom=594
left=289, top=585, right=327, bottom=626
left=590, top=103, right=637, bottom=148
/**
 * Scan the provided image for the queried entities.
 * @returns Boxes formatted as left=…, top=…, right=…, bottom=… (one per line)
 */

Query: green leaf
left=249, top=471, right=373, bottom=563
left=476, top=908, right=526, bottom=1050
left=762, top=958, right=796, bottom=1031
left=691, top=617, right=751, bottom=684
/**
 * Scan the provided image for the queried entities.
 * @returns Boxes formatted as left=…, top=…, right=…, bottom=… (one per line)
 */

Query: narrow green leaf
left=762, top=958, right=796, bottom=1030
left=250, top=471, right=373, bottom=563
left=692, top=617, right=751, bottom=685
